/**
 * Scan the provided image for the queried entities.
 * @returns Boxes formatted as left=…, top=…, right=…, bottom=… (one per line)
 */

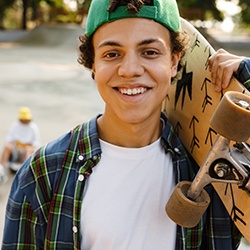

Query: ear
left=171, top=52, right=181, bottom=78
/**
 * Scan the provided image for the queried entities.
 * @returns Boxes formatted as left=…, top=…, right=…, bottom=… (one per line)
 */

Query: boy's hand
left=208, top=48, right=245, bottom=92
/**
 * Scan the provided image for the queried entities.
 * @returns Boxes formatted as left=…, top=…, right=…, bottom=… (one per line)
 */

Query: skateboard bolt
left=214, top=163, right=230, bottom=178
left=236, top=100, right=249, bottom=110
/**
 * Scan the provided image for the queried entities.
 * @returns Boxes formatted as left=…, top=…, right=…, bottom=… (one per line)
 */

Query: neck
left=97, top=113, right=162, bottom=148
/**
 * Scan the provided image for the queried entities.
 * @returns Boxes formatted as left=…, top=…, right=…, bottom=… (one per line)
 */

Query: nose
left=118, top=52, right=144, bottom=78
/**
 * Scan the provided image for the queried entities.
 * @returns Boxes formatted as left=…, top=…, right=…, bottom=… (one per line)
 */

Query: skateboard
left=9, top=162, right=22, bottom=172
left=164, top=18, right=250, bottom=242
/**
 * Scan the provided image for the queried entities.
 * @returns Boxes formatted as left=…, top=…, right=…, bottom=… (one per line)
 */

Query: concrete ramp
left=17, top=24, right=85, bottom=47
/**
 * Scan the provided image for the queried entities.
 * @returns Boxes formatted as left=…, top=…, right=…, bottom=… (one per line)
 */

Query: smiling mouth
left=117, top=87, right=147, bottom=96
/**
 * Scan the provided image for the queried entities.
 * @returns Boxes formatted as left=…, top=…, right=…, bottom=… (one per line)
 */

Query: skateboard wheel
left=165, top=181, right=210, bottom=228
left=210, top=91, right=250, bottom=142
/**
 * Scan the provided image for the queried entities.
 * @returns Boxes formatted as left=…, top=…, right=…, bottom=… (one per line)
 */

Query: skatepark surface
left=0, top=23, right=250, bottom=248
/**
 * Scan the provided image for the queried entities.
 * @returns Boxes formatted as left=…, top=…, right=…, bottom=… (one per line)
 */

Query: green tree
left=3, top=0, right=250, bottom=30
left=75, top=0, right=91, bottom=23
left=239, top=0, right=250, bottom=24
left=77, top=0, right=91, bottom=13
left=177, top=0, right=223, bottom=21
left=20, top=0, right=64, bottom=29
left=0, top=0, right=16, bottom=29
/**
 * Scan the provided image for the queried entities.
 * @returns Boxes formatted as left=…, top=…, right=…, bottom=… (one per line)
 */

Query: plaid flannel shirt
left=236, top=57, right=250, bottom=90
left=2, top=114, right=241, bottom=249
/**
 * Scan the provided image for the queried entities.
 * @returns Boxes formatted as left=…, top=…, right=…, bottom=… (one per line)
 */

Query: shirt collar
left=160, top=112, right=182, bottom=158
left=77, top=113, right=181, bottom=163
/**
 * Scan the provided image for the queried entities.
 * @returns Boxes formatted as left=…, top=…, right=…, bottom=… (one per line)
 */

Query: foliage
left=239, top=0, right=250, bottom=24
left=0, top=0, right=66, bottom=29
left=0, top=0, right=16, bottom=29
left=1, top=0, right=250, bottom=30
left=177, top=0, right=223, bottom=21
left=76, top=0, right=91, bottom=14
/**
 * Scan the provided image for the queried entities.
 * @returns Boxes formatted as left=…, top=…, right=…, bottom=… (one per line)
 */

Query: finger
left=209, top=51, right=228, bottom=84
left=221, top=61, right=237, bottom=89
left=209, top=59, right=220, bottom=86
left=213, top=61, right=228, bottom=92
left=214, top=72, right=223, bottom=92
left=215, top=60, right=235, bottom=90
left=208, top=48, right=230, bottom=69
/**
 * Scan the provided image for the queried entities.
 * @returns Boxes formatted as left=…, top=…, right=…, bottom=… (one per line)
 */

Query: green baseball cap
left=85, top=0, right=181, bottom=37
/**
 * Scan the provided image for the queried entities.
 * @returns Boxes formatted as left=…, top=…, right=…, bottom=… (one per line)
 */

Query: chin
left=118, top=111, right=155, bottom=125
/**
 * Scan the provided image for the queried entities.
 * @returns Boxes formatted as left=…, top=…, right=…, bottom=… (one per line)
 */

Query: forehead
left=92, top=18, right=171, bottom=46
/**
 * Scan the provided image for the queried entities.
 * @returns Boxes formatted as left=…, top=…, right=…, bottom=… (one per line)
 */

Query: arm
left=208, top=48, right=248, bottom=92
left=2, top=144, right=55, bottom=248
left=2, top=133, right=71, bottom=249
left=2, top=161, right=45, bottom=248
left=236, top=57, right=250, bottom=90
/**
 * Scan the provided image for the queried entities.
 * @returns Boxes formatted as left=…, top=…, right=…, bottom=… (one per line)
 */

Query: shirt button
left=73, top=226, right=78, bottom=233
left=78, top=174, right=84, bottom=181
left=78, top=155, right=84, bottom=161
left=174, top=148, right=180, bottom=153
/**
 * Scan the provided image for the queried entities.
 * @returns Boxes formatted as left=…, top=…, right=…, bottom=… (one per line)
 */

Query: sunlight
left=216, top=0, right=241, bottom=32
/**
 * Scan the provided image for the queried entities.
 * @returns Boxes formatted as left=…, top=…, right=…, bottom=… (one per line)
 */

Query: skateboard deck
left=163, top=18, right=250, bottom=242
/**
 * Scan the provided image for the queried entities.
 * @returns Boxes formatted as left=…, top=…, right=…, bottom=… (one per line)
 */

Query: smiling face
left=92, top=18, right=180, bottom=127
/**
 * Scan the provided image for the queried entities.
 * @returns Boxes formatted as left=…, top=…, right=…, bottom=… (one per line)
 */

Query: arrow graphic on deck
left=191, top=34, right=201, bottom=52
left=174, top=121, right=182, bottom=137
left=189, top=116, right=200, bottom=153
left=204, top=45, right=212, bottom=70
left=175, top=63, right=193, bottom=109
left=225, top=183, right=246, bottom=226
left=201, top=77, right=212, bottom=112
left=205, top=127, right=217, bottom=146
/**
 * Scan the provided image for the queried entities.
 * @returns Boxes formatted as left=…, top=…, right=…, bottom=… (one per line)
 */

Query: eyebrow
left=98, top=41, right=122, bottom=48
left=138, top=38, right=162, bottom=46
left=97, top=38, right=163, bottom=49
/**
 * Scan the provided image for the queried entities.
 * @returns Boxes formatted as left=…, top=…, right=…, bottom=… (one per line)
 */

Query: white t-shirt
left=81, top=138, right=176, bottom=250
left=6, top=120, right=40, bottom=147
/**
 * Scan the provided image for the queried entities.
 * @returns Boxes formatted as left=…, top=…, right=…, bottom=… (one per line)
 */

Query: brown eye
left=105, top=52, right=119, bottom=58
left=144, top=50, right=158, bottom=55
left=142, top=49, right=160, bottom=59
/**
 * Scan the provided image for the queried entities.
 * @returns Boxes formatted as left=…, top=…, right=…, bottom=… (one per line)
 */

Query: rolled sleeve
left=236, top=58, right=250, bottom=90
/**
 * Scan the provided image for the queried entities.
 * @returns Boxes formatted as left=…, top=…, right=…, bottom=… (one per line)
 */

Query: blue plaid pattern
left=2, top=114, right=241, bottom=249
left=236, top=58, right=250, bottom=90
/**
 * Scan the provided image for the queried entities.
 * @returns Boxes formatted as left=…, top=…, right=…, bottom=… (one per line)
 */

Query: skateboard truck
left=187, top=136, right=250, bottom=202
left=166, top=91, right=250, bottom=228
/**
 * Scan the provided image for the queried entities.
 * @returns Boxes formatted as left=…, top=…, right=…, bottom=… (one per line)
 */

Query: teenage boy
left=2, top=1, right=246, bottom=249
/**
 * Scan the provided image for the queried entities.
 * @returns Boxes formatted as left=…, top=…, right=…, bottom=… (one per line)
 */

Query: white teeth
left=119, top=87, right=147, bottom=95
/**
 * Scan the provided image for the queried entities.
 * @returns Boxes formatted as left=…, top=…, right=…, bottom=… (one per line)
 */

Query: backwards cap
left=85, top=0, right=181, bottom=37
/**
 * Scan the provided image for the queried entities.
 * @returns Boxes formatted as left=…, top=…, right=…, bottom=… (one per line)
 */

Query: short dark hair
left=108, top=0, right=153, bottom=14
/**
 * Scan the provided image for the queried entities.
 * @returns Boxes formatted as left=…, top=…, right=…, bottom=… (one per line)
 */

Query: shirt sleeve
left=2, top=157, right=46, bottom=248
left=236, top=58, right=250, bottom=90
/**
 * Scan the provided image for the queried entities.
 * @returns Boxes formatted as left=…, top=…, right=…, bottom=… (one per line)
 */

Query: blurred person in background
left=0, top=106, right=40, bottom=181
